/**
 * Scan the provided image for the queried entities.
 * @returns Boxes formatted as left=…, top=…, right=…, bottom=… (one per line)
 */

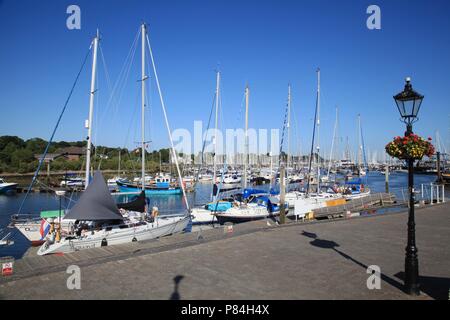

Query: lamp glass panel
left=412, top=97, right=423, bottom=117
left=395, top=99, right=406, bottom=117
left=403, top=99, right=416, bottom=118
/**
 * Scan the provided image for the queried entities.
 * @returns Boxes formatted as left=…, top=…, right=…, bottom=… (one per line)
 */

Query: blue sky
left=0, top=0, right=449, bottom=160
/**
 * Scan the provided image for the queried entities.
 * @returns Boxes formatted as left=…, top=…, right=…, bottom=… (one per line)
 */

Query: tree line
left=0, top=135, right=173, bottom=174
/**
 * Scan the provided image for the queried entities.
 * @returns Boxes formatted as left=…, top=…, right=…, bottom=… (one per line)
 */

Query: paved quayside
left=1, top=203, right=449, bottom=299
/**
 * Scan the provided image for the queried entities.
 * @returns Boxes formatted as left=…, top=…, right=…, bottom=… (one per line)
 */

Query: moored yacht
left=37, top=171, right=189, bottom=255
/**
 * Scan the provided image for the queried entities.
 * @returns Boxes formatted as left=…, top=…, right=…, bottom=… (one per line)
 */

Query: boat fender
left=101, top=238, right=108, bottom=247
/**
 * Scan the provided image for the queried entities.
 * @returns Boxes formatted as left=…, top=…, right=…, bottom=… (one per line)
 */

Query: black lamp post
left=393, top=77, right=424, bottom=295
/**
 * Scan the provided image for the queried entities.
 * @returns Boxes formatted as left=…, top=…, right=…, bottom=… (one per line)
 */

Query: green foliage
left=0, top=135, right=176, bottom=174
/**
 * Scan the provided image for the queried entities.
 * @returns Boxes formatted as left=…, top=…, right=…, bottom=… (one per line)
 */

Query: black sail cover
left=64, top=171, right=123, bottom=221
left=117, top=191, right=146, bottom=212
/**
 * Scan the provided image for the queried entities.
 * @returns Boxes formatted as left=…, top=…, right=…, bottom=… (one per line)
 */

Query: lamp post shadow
left=300, top=231, right=405, bottom=293
left=301, top=230, right=450, bottom=299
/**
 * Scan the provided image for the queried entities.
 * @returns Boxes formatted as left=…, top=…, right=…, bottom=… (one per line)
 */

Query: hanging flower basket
left=385, top=134, right=435, bottom=160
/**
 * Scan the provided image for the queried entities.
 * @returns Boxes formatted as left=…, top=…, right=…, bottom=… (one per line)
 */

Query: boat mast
left=118, top=148, right=121, bottom=177
left=85, top=30, right=99, bottom=190
left=287, top=84, right=291, bottom=183
left=357, top=114, right=362, bottom=174
left=213, top=70, right=220, bottom=191
left=316, top=68, right=321, bottom=192
left=141, top=23, right=148, bottom=191
left=327, top=106, right=338, bottom=180
left=244, top=84, right=249, bottom=188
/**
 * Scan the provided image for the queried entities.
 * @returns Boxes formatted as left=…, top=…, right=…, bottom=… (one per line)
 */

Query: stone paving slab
left=0, top=203, right=449, bottom=299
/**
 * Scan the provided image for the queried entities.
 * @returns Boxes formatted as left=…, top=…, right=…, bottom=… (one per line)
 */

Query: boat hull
left=13, top=218, right=75, bottom=245
left=344, top=190, right=371, bottom=200
left=117, top=183, right=182, bottom=195
left=190, top=208, right=218, bottom=224
left=37, top=216, right=190, bottom=255
left=0, top=183, right=18, bottom=194
left=214, top=206, right=286, bottom=225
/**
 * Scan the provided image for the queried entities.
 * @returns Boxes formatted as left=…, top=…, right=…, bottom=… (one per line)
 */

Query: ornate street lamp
left=393, top=77, right=424, bottom=295
left=394, top=77, right=424, bottom=132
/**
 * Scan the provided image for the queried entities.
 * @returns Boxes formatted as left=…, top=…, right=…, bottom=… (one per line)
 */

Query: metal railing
left=394, top=183, right=446, bottom=207
left=0, top=228, right=14, bottom=246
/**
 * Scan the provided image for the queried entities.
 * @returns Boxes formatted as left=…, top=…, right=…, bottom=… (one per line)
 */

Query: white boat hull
left=37, top=216, right=190, bottom=255
left=14, top=222, right=43, bottom=245
left=344, top=190, right=371, bottom=200
left=14, top=218, right=76, bottom=245
left=190, top=208, right=217, bottom=224
left=214, top=204, right=286, bottom=224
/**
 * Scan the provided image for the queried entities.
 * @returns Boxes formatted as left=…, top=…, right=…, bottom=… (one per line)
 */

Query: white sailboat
left=38, top=171, right=188, bottom=255
left=37, top=24, right=191, bottom=255
left=357, top=114, right=367, bottom=177
left=285, top=69, right=343, bottom=217
left=191, top=70, right=222, bottom=224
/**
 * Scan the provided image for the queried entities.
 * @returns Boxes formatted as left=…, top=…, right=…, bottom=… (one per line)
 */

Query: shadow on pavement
left=169, top=275, right=184, bottom=300
left=301, top=230, right=405, bottom=294
left=394, top=272, right=450, bottom=300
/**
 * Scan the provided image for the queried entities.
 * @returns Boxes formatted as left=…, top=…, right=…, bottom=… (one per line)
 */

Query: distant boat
left=216, top=173, right=241, bottom=184
left=60, top=174, right=85, bottom=188
left=198, top=173, right=213, bottom=182
left=0, top=178, right=18, bottom=194
left=117, top=176, right=182, bottom=195
left=190, top=188, right=267, bottom=224
left=213, top=195, right=288, bottom=225
left=337, top=178, right=371, bottom=200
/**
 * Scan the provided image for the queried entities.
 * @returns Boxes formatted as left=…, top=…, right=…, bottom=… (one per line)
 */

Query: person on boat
left=149, top=206, right=159, bottom=222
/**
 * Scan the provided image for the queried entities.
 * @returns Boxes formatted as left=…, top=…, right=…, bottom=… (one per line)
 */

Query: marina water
left=0, top=172, right=442, bottom=259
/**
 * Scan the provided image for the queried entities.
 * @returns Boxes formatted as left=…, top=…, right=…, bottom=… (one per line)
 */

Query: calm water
left=0, top=172, right=442, bottom=258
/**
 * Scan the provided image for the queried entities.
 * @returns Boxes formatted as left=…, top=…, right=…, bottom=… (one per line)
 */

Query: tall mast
left=85, top=30, right=99, bottom=190
left=357, top=114, right=362, bottom=172
left=327, top=106, right=338, bottom=179
left=316, top=68, right=321, bottom=191
left=118, top=148, right=121, bottom=177
left=244, top=84, right=249, bottom=188
left=287, top=84, right=291, bottom=182
left=213, top=70, right=220, bottom=189
left=141, top=23, right=147, bottom=190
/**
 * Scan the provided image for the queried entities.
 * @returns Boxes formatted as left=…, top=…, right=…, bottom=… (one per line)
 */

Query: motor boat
left=0, top=178, right=18, bottom=194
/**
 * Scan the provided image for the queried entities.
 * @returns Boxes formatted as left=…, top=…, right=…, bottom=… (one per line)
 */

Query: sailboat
left=212, top=85, right=289, bottom=224
left=38, top=23, right=191, bottom=255
left=37, top=171, right=189, bottom=255
left=285, top=70, right=343, bottom=217
left=356, top=114, right=367, bottom=177
left=191, top=70, right=225, bottom=224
